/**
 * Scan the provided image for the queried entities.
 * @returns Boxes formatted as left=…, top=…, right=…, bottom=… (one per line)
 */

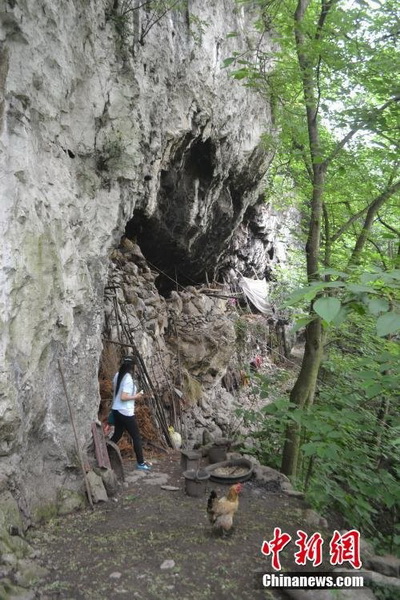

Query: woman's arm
left=120, top=390, right=144, bottom=402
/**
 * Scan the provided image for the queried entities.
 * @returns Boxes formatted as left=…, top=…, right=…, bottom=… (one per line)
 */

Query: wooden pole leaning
left=58, top=359, right=94, bottom=510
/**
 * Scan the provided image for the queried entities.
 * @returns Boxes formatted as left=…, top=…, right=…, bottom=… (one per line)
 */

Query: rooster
left=207, top=483, right=243, bottom=534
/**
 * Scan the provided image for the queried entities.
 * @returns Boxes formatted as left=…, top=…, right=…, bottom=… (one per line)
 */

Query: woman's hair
left=115, top=356, right=136, bottom=396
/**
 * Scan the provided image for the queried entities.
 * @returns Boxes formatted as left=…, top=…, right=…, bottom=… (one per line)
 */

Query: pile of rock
left=104, top=239, right=247, bottom=447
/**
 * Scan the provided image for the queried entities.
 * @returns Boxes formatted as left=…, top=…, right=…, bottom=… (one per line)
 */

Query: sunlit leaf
left=232, top=68, right=249, bottom=80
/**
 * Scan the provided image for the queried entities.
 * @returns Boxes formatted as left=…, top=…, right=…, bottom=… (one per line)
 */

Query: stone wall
left=103, top=237, right=288, bottom=451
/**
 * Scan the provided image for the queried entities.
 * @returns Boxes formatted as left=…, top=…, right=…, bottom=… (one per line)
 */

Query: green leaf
left=283, top=284, right=323, bottom=306
left=368, top=297, right=389, bottom=315
left=319, top=269, right=348, bottom=278
left=376, top=311, right=400, bottom=337
left=365, top=383, right=382, bottom=399
left=324, top=281, right=346, bottom=289
left=223, top=57, right=236, bottom=67
left=301, top=442, right=320, bottom=457
left=288, top=410, right=303, bottom=425
left=313, top=297, right=342, bottom=323
left=381, top=269, right=400, bottom=282
left=347, top=284, right=376, bottom=294
left=331, top=306, right=349, bottom=326
left=360, top=272, right=381, bottom=284
left=356, top=370, right=378, bottom=381
left=290, top=316, right=314, bottom=333
left=261, top=403, right=279, bottom=415
left=232, top=68, right=249, bottom=80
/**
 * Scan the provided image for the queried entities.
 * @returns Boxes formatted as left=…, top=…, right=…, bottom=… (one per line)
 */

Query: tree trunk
left=280, top=0, right=329, bottom=479
left=281, top=317, right=324, bottom=477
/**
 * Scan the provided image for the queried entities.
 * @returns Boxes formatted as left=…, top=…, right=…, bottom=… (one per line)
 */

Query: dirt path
left=30, top=452, right=333, bottom=600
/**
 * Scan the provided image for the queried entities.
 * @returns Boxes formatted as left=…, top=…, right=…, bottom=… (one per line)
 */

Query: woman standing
left=110, top=356, right=151, bottom=471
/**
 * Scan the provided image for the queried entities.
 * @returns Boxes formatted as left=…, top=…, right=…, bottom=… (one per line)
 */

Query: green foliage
left=226, top=0, right=400, bottom=274
left=369, top=582, right=400, bottom=600
left=282, top=268, right=400, bottom=337
left=244, top=316, right=400, bottom=552
left=188, top=13, right=209, bottom=44
left=233, top=314, right=271, bottom=361
left=227, top=0, right=400, bottom=553
left=313, top=297, right=341, bottom=323
left=235, top=382, right=292, bottom=470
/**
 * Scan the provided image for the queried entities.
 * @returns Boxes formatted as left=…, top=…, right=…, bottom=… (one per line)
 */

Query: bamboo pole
left=58, top=360, right=94, bottom=510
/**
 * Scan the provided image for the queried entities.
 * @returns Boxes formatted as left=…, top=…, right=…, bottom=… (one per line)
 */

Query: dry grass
left=118, top=402, right=163, bottom=457
left=181, top=369, right=202, bottom=406
left=98, top=342, right=164, bottom=455
left=99, top=343, right=121, bottom=399
left=98, top=342, right=122, bottom=421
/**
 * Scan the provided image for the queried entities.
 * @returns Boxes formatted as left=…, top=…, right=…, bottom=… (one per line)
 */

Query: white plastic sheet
left=239, top=276, right=269, bottom=314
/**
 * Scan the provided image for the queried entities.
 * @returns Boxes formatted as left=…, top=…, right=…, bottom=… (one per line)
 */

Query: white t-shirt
left=112, top=372, right=136, bottom=416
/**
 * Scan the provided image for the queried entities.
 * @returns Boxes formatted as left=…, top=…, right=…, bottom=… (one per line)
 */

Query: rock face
left=0, top=0, right=285, bottom=517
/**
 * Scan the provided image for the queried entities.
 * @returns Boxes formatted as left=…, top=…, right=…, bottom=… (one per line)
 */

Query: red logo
left=261, top=529, right=362, bottom=571
left=261, top=527, right=292, bottom=571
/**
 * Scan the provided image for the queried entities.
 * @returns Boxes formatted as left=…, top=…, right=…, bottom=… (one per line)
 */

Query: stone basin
left=205, top=458, right=253, bottom=484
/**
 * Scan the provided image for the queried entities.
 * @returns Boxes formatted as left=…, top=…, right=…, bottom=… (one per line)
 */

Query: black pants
left=110, top=410, right=144, bottom=464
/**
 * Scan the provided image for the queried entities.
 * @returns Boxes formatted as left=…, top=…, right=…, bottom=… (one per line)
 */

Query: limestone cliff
left=0, top=0, right=286, bottom=517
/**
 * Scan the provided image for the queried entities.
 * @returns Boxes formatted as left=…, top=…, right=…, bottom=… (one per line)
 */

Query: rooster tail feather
left=207, top=490, right=217, bottom=512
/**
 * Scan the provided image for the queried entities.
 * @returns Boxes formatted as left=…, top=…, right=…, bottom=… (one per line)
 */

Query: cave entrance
left=123, top=134, right=229, bottom=296
left=124, top=212, right=210, bottom=297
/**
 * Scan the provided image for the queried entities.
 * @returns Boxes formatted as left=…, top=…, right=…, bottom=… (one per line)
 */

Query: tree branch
left=349, top=179, right=400, bottom=265
left=323, top=94, right=400, bottom=168
left=294, top=0, right=326, bottom=279
left=331, top=205, right=369, bottom=243
left=367, top=237, right=388, bottom=271
left=322, top=202, right=331, bottom=269
left=315, top=0, right=339, bottom=40
left=377, top=214, right=400, bottom=237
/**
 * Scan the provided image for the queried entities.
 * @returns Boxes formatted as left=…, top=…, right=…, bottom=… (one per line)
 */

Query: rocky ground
left=15, top=451, right=390, bottom=600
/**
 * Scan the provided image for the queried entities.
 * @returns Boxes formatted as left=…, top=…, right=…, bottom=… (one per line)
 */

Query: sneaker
left=136, top=462, right=152, bottom=471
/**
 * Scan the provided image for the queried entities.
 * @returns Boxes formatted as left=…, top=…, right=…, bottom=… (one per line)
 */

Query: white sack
left=239, top=276, right=270, bottom=314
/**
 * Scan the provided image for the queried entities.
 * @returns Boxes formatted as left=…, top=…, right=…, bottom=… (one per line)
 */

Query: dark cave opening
left=186, top=137, right=215, bottom=184
left=124, top=211, right=209, bottom=297
left=123, top=136, right=222, bottom=297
